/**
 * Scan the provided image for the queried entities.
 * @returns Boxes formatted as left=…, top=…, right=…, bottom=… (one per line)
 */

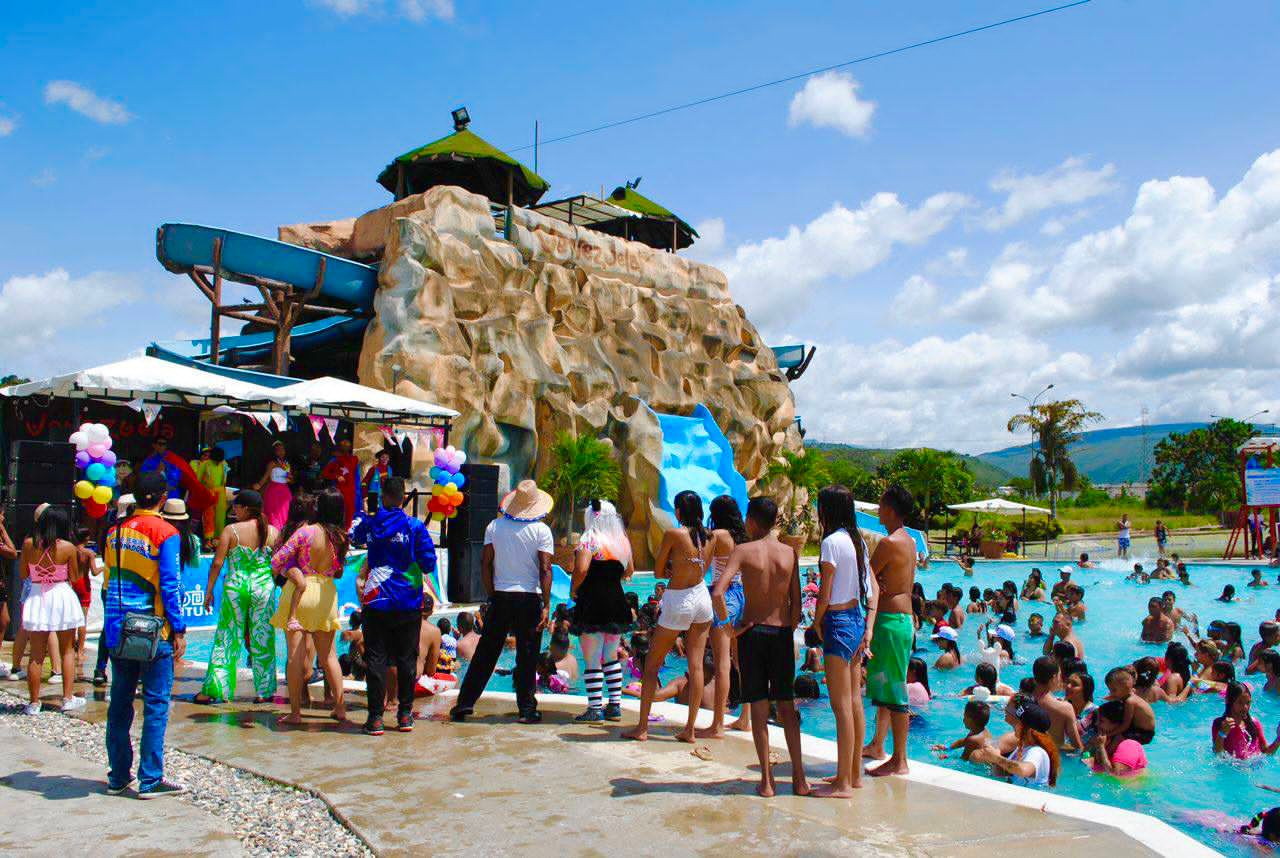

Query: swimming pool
left=182, top=556, right=1270, bottom=852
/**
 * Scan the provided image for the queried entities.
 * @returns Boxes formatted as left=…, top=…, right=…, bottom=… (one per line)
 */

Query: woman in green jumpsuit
left=193, top=490, right=280, bottom=704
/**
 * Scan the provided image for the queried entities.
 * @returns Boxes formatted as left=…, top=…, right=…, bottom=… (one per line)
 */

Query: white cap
left=931, top=626, right=959, bottom=643
left=995, top=624, right=1016, bottom=642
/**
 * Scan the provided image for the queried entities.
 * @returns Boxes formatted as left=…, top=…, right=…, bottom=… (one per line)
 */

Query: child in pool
left=906, top=657, right=932, bottom=707
left=966, top=586, right=986, bottom=615
left=1218, top=584, right=1237, bottom=603
left=931, top=699, right=991, bottom=761
left=1250, top=569, right=1269, bottom=589
left=1213, top=681, right=1280, bottom=760
left=536, top=652, right=570, bottom=694
left=1027, top=612, right=1045, bottom=639
left=1086, top=699, right=1148, bottom=776
left=963, top=662, right=1015, bottom=697
left=1102, top=666, right=1157, bottom=744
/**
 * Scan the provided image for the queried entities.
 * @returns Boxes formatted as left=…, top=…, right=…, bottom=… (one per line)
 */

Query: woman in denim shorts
left=704, top=495, right=749, bottom=737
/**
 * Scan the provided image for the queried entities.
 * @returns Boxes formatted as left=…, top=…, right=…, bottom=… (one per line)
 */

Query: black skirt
left=570, top=558, right=634, bottom=636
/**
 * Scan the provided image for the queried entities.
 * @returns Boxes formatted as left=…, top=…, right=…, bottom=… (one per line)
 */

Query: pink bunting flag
left=323, top=418, right=339, bottom=439
left=308, top=415, right=326, bottom=438
left=141, top=403, right=162, bottom=426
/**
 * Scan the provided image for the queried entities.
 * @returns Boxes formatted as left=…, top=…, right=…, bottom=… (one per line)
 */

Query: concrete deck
left=43, top=664, right=1168, bottom=857
left=0, top=723, right=242, bottom=857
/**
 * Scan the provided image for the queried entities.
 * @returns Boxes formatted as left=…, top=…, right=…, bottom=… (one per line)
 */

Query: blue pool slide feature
left=156, top=223, right=379, bottom=310
left=646, top=402, right=748, bottom=522
left=550, top=564, right=572, bottom=603
left=150, top=316, right=370, bottom=369
left=856, top=510, right=930, bottom=557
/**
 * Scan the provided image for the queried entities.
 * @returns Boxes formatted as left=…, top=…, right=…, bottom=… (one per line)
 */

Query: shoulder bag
left=108, top=516, right=166, bottom=662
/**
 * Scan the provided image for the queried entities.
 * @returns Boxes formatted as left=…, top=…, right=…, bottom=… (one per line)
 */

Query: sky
left=3, top=1, right=1280, bottom=454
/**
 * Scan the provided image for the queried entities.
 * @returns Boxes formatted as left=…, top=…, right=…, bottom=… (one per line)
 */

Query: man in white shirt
left=451, top=480, right=554, bottom=724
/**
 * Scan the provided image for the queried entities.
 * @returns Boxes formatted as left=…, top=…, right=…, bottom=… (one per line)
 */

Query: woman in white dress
left=19, top=506, right=86, bottom=713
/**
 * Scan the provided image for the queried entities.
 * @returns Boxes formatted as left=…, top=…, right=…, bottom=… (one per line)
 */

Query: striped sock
left=603, top=660, right=623, bottom=705
left=583, top=669, right=604, bottom=711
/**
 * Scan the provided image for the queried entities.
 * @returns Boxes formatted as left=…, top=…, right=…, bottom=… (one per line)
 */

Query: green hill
left=975, top=422, right=1280, bottom=483
left=810, top=443, right=1014, bottom=489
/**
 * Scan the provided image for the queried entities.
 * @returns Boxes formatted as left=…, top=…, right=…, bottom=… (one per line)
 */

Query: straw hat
left=161, top=498, right=190, bottom=521
left=500, top=479, right=554, bottom=521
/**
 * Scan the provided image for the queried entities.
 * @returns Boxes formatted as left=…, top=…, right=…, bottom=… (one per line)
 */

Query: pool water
left=184, top=558, right=1272, bottom=852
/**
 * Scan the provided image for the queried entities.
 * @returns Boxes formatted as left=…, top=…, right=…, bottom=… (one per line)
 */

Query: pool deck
left=0, top=647, right=1218, bottom=858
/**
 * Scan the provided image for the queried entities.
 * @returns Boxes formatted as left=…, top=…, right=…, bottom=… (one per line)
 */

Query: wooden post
left=671, top=218, right=678, bottom=253
left=395, top=164, right=405, bottom=200
left=210, top=238, right=223, bottom=364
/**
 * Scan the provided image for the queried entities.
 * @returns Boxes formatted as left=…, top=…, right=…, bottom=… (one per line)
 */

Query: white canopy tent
left=945, top=498, right=1052, bottom=557
left=1, top=356, right=281, bottom=410
left=854, top=499, right=879, bottom=513
left=2, top=357, right=457, bottom=428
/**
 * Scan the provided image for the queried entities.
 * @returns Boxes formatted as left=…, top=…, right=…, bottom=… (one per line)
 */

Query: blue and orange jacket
left=103, top=510, right=186, bottom=646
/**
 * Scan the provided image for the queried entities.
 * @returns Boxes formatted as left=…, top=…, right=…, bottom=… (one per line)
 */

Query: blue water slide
left=156, top=223, right=379, bottom=311
left=150, top=316, right=370, bottom=370
left=856, top=510, right=930, bottom=557
left=550, top=564, right=572, bottom=603
left=645, top=403, right=748, bottom=522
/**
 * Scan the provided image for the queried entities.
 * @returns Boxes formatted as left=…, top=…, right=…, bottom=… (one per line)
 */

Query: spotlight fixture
left=451, top=106, right=470, bottom=131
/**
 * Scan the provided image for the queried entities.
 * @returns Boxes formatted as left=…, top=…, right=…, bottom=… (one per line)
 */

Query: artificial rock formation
left=291, top=186, right=799, bottom=565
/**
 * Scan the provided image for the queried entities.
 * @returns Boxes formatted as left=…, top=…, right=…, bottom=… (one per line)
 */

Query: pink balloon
left=87, top=443, right=107, bottom=458
left=100, top=449, right=117, bottom=467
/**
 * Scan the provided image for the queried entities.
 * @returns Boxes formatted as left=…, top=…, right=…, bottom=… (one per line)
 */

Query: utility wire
left=509, top=0, right=1092, bottom=153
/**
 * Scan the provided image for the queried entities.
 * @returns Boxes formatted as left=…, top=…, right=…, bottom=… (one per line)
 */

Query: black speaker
left=9, top=441, right=76, bottom=506
left=446, top=464, right=500, bottom=603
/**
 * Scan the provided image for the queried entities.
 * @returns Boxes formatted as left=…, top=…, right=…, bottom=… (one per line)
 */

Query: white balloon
left=101, top=434, right=113, bottom=449
left=68, top=432, right=87, bottom=447
left=79, top=422, right=93, bottom=434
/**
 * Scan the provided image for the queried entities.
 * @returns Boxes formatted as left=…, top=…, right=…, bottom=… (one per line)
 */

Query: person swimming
left=1087, top=699, right=1149, bottom=777
left=1213, top=681, right=1280, bottom=760
left=931, top=699, right=991, bottom=761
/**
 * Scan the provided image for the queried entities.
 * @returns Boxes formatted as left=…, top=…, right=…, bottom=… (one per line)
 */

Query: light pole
left=1210, top=409, right=1270, bottom=426
left=1011, top=384, right=1055, bottom=513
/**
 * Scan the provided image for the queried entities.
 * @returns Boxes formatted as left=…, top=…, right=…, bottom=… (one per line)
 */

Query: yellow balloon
left=431, top=511, right=444, bottom=522
left=431, top=484, right=445, bottom=497
left=92, top=485, right=113, bottom=505
left=74, top=480, right=94, bottom=500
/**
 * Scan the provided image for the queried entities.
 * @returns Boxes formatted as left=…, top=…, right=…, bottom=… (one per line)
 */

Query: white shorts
left=657, top=583, right=713, bottom=631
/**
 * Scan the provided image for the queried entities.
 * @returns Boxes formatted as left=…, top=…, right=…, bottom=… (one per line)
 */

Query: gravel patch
left=0, top=688, right=372, bottom=858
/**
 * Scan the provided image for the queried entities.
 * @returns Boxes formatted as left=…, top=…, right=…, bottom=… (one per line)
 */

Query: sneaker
left=448, top=707, right=471, bottom=723
left=603, top=702, right=623, bottom=722
left=574, top=707, right=604, bottom=723
left=9, top=669, right=26, bottom=681
left=396, top=713, right=414, bottom=733
left=362, top=720, right=385, bottom=736
left=23, top=703, right=40, bottom=716
left=137, top=781, right=186, bottom=800
left=106, top=778, right=135, bottom=796
left=516, top=710, right=543, bottom=725
left=61, top=696, right=87, bottom=713
left=48, top=673, right=61, bottom=685
left=93, top=671, right=108, bottom=688
left=0, top=663, right=10, bottom=679
left=308, top=668, right=324, bottom=684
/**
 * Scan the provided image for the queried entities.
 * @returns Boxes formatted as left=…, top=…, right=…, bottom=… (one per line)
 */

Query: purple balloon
left=100, top=449, right=117, bottom=468
left=75, top=451, right=91, bottom=469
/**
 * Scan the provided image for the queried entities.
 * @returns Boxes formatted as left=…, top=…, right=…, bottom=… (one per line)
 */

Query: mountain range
left=816, top=422, right=1276, bottom=487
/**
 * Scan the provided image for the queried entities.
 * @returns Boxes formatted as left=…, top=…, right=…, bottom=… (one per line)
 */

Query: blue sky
left=3, top=1, right=1280, bottom=452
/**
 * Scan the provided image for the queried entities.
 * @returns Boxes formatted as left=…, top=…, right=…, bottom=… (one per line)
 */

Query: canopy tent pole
left=503, top=172, right=514, bottom=241
left=209, top=237, right=223, bottom=366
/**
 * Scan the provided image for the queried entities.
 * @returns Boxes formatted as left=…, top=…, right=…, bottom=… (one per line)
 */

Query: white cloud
left=84, top=146, right=110, bottom=162
left=716, top=190, right=971, bottom=323
left=691, top=217, right=726, bottom=256
left=30, top=168, right=57, bottom=187
left=0, top=270, right=140, bottom=372
left=983, top=157, right=1116, bottom=230
left=951, top=149, right=1280, bottom=332
left=0, top=114, right=16, bottom=137
left=924, top=247, right=971, bottom=277
left=787, top=71, right=876, bottom=139
left=888, top=275, right=939, bottom=324
left=44, top=81, right=133, bottom=125
left=313, top=0, right=453, bottom=20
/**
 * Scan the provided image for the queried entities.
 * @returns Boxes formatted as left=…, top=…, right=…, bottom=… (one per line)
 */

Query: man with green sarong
left=864, top=484, right=918, bottom=777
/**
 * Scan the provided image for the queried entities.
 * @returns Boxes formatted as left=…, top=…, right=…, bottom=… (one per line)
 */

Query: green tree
left=0, top=374, right=30, bottom=388
left=1006, top=398, right=1103, bottom=516
left=820, top=454, right=880, bottom=502
left=764, top=448, right=831, bottom=534
left=542, top=432, right=621, bottom=539
left=877, top=448, right=976, bottom=530
left=1148, top=418, right=1253, bottom=512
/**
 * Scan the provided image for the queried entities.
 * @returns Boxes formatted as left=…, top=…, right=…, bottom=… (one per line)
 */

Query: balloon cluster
left=427, top=446, right=467, bottom=522
left=70, top=423, right=117, bottom=519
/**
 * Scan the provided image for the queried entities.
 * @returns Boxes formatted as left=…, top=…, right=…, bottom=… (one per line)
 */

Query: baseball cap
left=932, top=626, right=959, bottom=643
left=1058, top=566, right=1073, bottom=575
left=995, top=624, right=1016, bottom=643
left=1011, top=697, right=1052, bottom=733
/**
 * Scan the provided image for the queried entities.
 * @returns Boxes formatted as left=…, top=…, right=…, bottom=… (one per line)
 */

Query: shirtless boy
left=715, top=497, right=808, bottom=797
left=1140, top=597, right=1175, bottom=643
left=863, top=485, right=918, bottom=777
left=1042, top=612, right=1085, bottom=659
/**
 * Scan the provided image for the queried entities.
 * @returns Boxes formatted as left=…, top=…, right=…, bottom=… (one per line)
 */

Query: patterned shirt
left=103, top=510, right=186, bottom=646
left=351, top=507, right=435, bottom=612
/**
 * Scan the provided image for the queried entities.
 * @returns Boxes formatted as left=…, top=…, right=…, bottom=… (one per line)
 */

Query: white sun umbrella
left=946, top=498, right=1052, bottom=557
left=854, top=500, right=879, bottom=512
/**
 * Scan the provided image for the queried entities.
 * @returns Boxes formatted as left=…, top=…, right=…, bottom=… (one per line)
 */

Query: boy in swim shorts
left=716, top=497, right=808, bottom=797
left=863, top=485, right=919, bottom=777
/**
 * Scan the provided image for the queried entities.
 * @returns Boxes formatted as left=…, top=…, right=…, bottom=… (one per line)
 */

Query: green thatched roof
left=608, top=186, right=697, bottom=236
left=376, top=129, right=549, bottom=205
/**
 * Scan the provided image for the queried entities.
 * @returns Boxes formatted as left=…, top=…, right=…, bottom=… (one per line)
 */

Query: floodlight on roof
left=451, top=106, right=471, bottom=131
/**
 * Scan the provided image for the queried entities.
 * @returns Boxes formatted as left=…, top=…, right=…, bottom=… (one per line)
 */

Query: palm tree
left=542, top=432, right=621, bottom=540
left=764, top=448, right=830, bottom=535
left=1007, top=398, right=1102, bottom=516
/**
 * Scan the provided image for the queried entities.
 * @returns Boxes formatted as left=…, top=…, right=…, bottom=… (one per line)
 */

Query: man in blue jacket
left=351, top=476, right=436, bottom=735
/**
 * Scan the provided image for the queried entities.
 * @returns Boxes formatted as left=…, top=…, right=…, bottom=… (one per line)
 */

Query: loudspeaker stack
left=446, top=463, right=500, bottom=604
left=5, top=441, right=76, bottom=638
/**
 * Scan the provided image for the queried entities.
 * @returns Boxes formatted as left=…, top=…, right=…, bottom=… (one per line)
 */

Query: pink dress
left=262, top=463, right=293, bottom=530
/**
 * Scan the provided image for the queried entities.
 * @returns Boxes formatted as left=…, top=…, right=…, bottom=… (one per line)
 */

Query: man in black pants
left=351, top=477, right=436, bottom=735
left=451, top=480, right=554, bottom=724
